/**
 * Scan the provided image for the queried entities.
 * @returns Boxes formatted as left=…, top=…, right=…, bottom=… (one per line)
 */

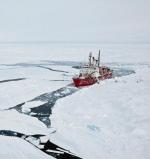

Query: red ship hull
left=73, top=73, right=112, bottom=87
left=73, top=77, right=97, bottom=87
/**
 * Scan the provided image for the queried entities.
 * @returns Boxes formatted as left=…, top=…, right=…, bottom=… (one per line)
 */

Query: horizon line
left=0, top=40, right=150, bottom=44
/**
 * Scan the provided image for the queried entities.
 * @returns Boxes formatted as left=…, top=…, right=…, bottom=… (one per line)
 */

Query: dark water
left=9, top=86, right=78, bottom=127
left=0, top=130, right=82, bottom=159
left=0, top=78, right=26, bottom=83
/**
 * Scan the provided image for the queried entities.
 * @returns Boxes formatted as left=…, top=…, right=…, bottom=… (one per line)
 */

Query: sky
left=0, top=0, right=150, bottom=43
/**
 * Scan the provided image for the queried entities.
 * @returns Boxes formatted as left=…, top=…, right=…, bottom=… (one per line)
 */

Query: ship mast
left=98, top=50, right=100, bottom=67
left=89, top=52, right=92, bottom=66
